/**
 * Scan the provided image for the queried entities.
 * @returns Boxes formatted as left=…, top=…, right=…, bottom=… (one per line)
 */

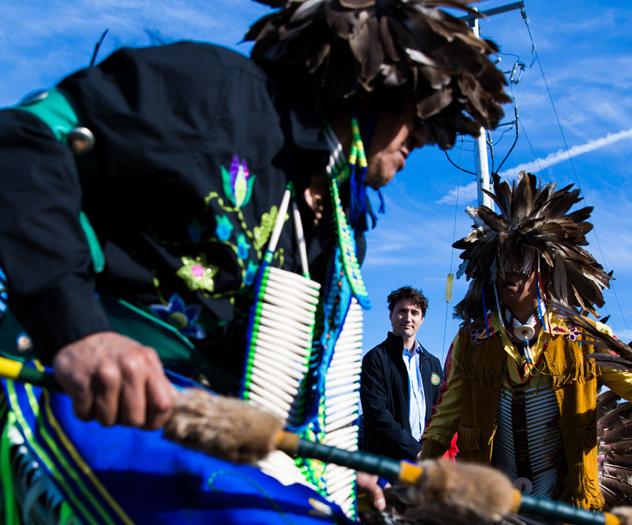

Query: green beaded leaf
left=253, top=205, right=278, bottom=251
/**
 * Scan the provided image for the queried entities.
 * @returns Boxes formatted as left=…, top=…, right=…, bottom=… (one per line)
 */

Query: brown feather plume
left=247, top=0, right=510, bottom=149
left=547, top=302, right=632, bottom=369
left=597, top=389, right=632, bottom=508
left=454, top=172, right=611, bottom=322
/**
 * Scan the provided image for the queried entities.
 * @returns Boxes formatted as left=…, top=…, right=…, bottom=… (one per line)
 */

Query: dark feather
left=598, top=389, right=621, bottom=416
left=597, top=384, right=632, bottom=508
left=252, top=0, right=286, bottom=6
left=599, top=401, right=632, bottom=434
left=548, top=303, right=632, bottom=364
left=601, top=474, right=632, bottom=505
left=455, top=173, right=612, bottom=322
left=603, top=423, right=632, bottom=445
left=247, top=0, right=509, bottom=147
left=587, top=353, right=632, bottom=372
left=349, top=12, right=383, bottom=88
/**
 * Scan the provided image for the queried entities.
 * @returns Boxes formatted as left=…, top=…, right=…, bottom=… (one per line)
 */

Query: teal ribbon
left=16, top=88, right=78, bottom=143
left=79, top=212, right=105, bottom=274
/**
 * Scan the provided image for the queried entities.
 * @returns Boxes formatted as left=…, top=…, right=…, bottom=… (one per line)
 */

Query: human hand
left=356, top=472, right=388, bottom=511
left=53, top=331, right=176, bottom=429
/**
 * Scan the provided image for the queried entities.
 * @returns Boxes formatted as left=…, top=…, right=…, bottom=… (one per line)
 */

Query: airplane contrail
left=438, top=128, right=632, bottom=205
left=500, top=127, right=632, bottom=178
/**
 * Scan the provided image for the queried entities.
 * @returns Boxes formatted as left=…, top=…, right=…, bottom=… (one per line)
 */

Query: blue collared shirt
left=402, top=341, right=427, bottom=441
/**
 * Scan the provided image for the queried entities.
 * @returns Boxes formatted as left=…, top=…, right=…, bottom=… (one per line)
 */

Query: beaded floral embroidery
left=176, top=256, right=218, bottom=293
left=470, top=324, right=497, bottom=344
left=221, top=155, right=255, bottom=209
left=550, top=321, right=582, bottom=342
left=171, top=155, right=285, bottom=296
left=203, top=190, right=283, bottom=290
left=149, top=293, right=206, bottom=339
left=215, top=215, right=233, bottom=241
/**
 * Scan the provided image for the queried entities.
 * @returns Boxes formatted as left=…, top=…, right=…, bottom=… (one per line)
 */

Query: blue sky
left=1, top=0, right=631, bottom=364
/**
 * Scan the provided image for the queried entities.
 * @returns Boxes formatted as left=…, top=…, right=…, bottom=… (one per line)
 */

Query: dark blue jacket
left=360, top=331, right=443, bottom=460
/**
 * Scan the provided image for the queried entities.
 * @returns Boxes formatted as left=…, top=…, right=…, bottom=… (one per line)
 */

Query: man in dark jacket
left=0, top=2, right=506, bottom=431
left=361, top=286, right=443, bottom=460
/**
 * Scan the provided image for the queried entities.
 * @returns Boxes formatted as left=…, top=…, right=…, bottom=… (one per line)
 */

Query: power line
left=494, top=96, right=520, bottom=175
left=520, top=7, right=629, bottom=330
left=519, top=121, right=547, bottom=179
left=444, top=150, right=477, bottom=176
left=441, top=137, right=465, bottom=364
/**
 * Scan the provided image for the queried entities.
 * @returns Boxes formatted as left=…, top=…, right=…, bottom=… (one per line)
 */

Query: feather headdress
left=454, top=172, right=611, bottom=322
left=246, top=0, right=510, bottom=149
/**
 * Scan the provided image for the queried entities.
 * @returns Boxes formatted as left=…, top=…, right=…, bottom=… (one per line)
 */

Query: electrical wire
left=441, top=137, right=465, bottom=364
left=473, top=29, right=521, bottom=179
left=444, top=150, right=477, bottom=176
left=520, top=7, right=629, bottom=330
left=494, top=96, right=520, bottom=174
left=487, top=130, right=495, bottom=174
left=494, top=124, right=517, bottom=147
left=519, top=121, right=548, bottom=181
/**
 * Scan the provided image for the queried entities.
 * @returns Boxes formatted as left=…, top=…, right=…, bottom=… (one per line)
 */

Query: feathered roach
left=454, top=172, right=611, bottom=322
left=246, top=0, right=511, bottom=149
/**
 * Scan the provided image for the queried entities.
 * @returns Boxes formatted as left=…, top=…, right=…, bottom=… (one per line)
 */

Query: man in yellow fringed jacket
left=421, top=172, right=632, bottom=510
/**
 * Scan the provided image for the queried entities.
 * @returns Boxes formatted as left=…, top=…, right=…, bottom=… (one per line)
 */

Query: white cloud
left=437, top=181, right=478, bottom=205
left=500, top=128, right=632, bottom=178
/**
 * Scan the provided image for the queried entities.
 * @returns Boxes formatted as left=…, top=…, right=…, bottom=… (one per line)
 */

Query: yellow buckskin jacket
left=421, top=313, right=632, bottom=510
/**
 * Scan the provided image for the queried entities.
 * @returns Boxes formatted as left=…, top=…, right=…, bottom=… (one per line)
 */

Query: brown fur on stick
left=163, top=388, right=283, bottom=464
left=613, top=507, right=632, bottom=525
left=384, top=459, right=515, bottom=524
left=165, top=390, right=517, bottom=524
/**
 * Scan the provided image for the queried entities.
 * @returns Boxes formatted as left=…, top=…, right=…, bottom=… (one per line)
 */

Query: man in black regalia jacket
left=0, top=0, right=507, bottom=453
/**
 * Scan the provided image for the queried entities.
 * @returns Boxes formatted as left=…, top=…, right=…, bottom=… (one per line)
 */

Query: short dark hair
left=387, top=286, right=428, bottom=317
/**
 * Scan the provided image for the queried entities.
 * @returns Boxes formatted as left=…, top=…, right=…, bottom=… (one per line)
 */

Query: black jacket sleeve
left=0, top=42, right=231, bottom=360
left=0, top=109, right=111, bottom=359
left=360, top=349, right=422, bottom=460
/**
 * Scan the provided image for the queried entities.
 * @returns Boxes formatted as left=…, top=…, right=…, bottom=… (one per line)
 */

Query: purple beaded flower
left=221, top=155, right=255, bottom=209
left=150, top=293, right=206, bottom=340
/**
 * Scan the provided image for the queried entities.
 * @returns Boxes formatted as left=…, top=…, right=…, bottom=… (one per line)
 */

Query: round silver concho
left=68, top=127, right=95, bottom=155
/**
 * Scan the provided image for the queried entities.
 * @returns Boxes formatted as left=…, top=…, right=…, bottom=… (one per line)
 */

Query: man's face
left=365, top=99, right=421, bottom=189
left=389, top=298, right=424, bottom=339
left=497, top=270, right=538, bottom=309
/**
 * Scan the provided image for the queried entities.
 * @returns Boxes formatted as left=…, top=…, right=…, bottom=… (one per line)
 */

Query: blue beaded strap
left=330, top=180, right=370, bottom=309
left=324, top=121, right=371, bottom=310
